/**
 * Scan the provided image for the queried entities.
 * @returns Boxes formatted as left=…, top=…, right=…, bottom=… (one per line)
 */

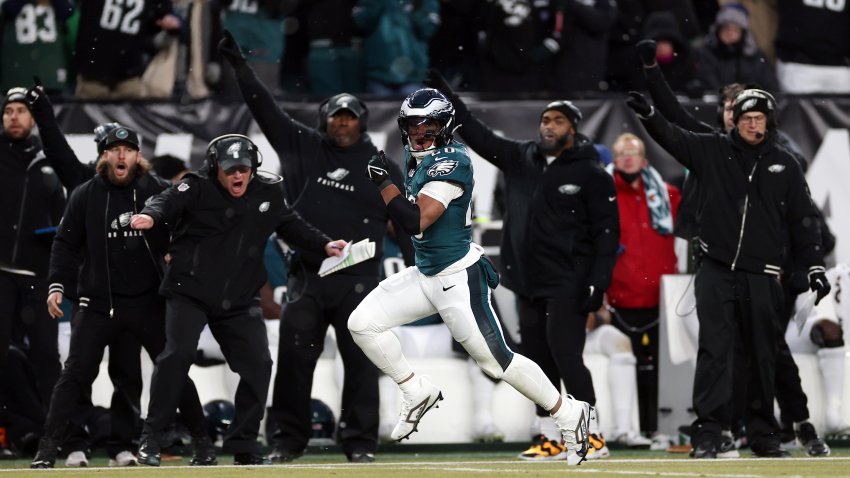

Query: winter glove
left=809, top=269, right=830, bottom=306
left=218, top=29, right=246, bottom=66
left=580, top=285, right=605, bottom=314
left=366, top=151, right=393, bottom=191
left=424, top=68, right=455, bottom=99
left=636, top=39, right=657, bottom=67
left=26, top=75, right=45, bottom=104
left=626, top=91, right=653, bottom=117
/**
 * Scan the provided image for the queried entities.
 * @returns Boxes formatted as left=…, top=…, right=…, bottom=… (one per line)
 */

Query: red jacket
left=607, top=173, right=681, bottom=309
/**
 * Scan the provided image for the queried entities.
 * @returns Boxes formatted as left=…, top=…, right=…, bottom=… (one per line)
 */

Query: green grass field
left=3, top=446, right=850, bottom=477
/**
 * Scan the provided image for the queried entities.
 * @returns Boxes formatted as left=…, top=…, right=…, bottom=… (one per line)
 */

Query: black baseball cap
left=326, top=93, right=364, bottom=118
left=102, top=127, right=141, bottom=151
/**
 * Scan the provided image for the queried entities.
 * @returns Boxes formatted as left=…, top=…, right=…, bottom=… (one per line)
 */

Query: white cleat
left=109, top=450, right=139, bottom=467
left=65, top=450, right=89, bottom=467
left=552, top=395, right=591, bottom=466
left=390, top=376, right=443, bottom=441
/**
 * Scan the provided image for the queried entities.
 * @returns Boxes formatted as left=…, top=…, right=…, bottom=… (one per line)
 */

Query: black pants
left=0, top=271, right=59, bottom=407
left=691, top=258, right=783, bottom=448
left=612, top=307, right=659, bottom=434
left=43, top=298, right=201, bottom=456
left=521, top=268, right=596, bottom=417
left=145, top=297, right=271, bottom=454
left=269, top=272, right=379, bottom=458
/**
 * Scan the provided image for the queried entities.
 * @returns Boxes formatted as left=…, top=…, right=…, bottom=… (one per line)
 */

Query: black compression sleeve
left=387, top=195, right=421, bottom=236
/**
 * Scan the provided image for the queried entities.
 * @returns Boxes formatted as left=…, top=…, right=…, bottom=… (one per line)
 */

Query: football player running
left=348, top=88, right=592, bottom=465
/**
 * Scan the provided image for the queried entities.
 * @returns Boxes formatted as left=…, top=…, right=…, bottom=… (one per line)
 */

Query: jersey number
left=229, top=0, right=258, bottom=14
left=803, top=0, right=845, bottom=11
left=99, top=0, right=145, bottom=34
left=14, top=4, right=58, bottom=44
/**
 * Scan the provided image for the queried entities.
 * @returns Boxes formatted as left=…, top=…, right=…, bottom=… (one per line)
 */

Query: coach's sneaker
left=614, top=431, right=652, bottom=448
left=552, top=395, right=591, bottom=466
left=586, top=433, right=610, bottom=459
left=717, top=431, right=740, bottom=458
left=390, top=376, right=443, bottom=441
left=109, top=450, right=139, bottom=467
left=472, top=421, right=505, bottom=443
left=518, top=434, right=567, bottom=461
left=796, top=422, right=830, bottom=457
left=65, top=450, right=89, bottom=467
left=30, top=437, right=59, bottom=469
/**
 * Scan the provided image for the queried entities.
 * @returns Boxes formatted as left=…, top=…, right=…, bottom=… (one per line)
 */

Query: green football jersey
left=0, top=1, right=68, bottom=91
left=404, top=142, right=474, bottom=276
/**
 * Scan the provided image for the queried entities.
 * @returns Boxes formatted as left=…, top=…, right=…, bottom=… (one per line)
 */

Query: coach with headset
left=130, top=135, right=346, bottom=466
left=626, top=88, right=830, bottom=458
left=218, top=31, right=411, bottom=463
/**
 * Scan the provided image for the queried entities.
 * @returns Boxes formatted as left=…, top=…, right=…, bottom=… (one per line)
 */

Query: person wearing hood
left=218, top=30, right=412, bottom=463
left=424, top=68, right=618, bottom=459
left=626, top=88, right=829, bottom=459
left=640, top=11, right=719, bottom=98
left=702, top=4, right=778, bottom=93
left=0, top=87, right=65, bottom=415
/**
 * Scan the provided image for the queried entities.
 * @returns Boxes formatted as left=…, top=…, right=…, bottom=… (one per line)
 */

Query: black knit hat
left=732, top=88, right=776, bottom=126
left=3, top=87, right=29, bottom=111
left=541, top=100, right=582, bottom=129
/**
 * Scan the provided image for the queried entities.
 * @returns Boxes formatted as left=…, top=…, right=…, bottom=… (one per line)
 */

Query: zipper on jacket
left=11, top=174, right=30, bottom=265
left=731, top=162, right=758, bottom=270
left=104, top=192, right=114, bottom=318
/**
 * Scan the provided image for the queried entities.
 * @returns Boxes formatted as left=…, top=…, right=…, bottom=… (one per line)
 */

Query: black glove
left=218, top=29, right=246, bottom=66
left=636, top=39, right=657, bottom=67
left=26, top=75, right=45, bottom=105
left=626, top=91, right=652, bottom=117
left=809, top=270, right=831, bottom=306
left=424, top=68, right=455, bottom=98
left=580, top=285, right=605, bottom=314
left=366, top=151, right=393, bottom=191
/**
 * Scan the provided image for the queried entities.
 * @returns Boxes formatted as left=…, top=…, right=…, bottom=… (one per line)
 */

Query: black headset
left=317, top=94, right=369, bottom=133
left=206, top=134, right=262, bottom=173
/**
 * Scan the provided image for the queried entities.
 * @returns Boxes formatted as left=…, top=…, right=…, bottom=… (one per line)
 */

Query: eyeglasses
left=739, top=114, right=766, bottom=125
left=224, top=166, right=251, bottom=176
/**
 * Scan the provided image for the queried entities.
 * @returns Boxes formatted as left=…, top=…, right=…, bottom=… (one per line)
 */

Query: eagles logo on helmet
left=397, top=88, right=456, bottom=158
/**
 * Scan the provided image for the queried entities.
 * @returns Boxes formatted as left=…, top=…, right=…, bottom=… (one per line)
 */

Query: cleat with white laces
left=390, top=376, right=443, bottom=441
left=518, top=434, right=567, bottom=461
left=552, top=395, right=591, bottom=466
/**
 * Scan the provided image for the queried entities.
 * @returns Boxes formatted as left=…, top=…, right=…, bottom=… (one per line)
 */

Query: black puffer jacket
left=0, top=133, right=65, bottom=276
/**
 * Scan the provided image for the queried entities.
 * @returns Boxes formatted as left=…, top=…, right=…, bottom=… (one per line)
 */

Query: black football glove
left=636, top=39, right=657, bottom=67
left=366, top=151, right=393, bottom=191
left=580, top=285, right=605, bottom=314
left=809, top=269, right=830, bottom=306
left=424, top=68, right=455, bottom=98
left=626, top=91, right=653, bottom=117
left=25, top=75, right=45, bottom=105
left=218, top=29, right=246, bottom=66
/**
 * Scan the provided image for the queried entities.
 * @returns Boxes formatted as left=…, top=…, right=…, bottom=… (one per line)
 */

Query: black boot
left=234, top=452, right=272, bottom=465
left=138, top=434, right=162, bottom=466
left=189, top=434, right=218, bottom=466
left=30, top=437, right=59, bottom=469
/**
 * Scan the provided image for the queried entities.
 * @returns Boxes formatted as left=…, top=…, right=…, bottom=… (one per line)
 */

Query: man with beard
left=30, top=126, right=215, bottom=468
left=424, top=70, right=617, bottom=460
left=0, top=87, right=64, bottom=421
